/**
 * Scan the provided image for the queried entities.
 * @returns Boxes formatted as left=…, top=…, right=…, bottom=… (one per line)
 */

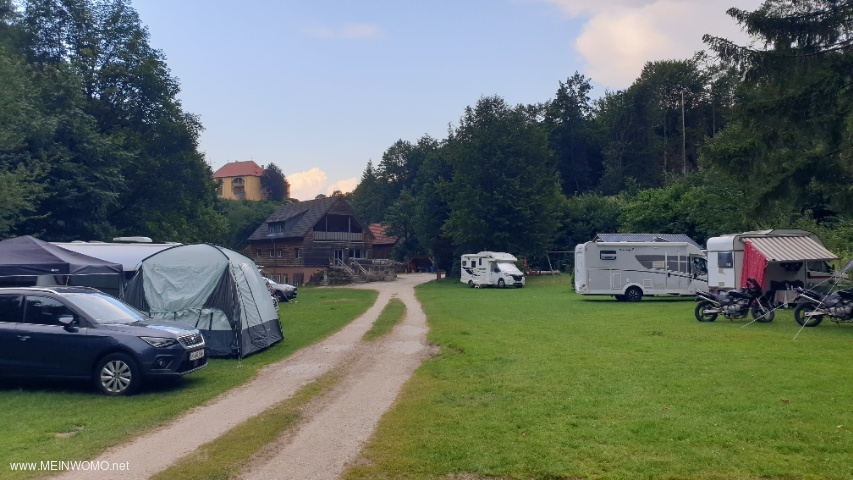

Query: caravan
left=706, top=229, right=839, bottom=306
left=460, top=252, right=525, bottom=288
left=574, top=241, right=708, bottom=301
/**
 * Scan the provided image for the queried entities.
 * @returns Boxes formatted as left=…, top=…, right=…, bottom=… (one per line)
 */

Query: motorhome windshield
left=497, top=262, right=522, bottom=274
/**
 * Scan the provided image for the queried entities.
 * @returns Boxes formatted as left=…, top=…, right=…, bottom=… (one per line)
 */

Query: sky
left=131, top=0, right=761, bottom=201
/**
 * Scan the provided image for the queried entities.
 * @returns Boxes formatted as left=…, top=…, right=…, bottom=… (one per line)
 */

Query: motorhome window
left=806, top=261, right=831, bottom=273
left=667, top=257, right=689, bottom=273
left=692, top=256, right=708, bottom=276
left=462, top=260, right=467, bottom=267
left=717, top=252, right=734, bottom=268
left=600, top=250, right=617, bottom=260
left=479, top=259, right=482, bottom=266
left=636, top=255, right=666, bottom=270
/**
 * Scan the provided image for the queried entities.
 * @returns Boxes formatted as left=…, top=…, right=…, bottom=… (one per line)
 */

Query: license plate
left=189, top=349, right=205, bottom=361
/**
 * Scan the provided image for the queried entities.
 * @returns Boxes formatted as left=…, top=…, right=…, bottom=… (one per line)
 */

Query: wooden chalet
left=246, top=197, right=391, bottom=285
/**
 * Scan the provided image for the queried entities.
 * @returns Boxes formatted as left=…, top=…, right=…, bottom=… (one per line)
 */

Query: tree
left=16, top=0, right=226, bottom=242
left=261, top=163, right=289, bottom=202
left=545, top=72, right=603, bottom=195
left=702, top=0, right=853, bottom=219
left=441, top=96, right=564, bottom=258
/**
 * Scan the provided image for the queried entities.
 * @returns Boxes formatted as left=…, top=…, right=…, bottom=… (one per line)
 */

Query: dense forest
left=1, top=0, right=851, bottom=270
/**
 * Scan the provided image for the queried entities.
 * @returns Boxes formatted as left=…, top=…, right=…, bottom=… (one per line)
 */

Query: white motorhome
left=574, top=241, right=708, bottom=301
left=460, top=251, right=525, bottom=288
left=706, top=230, right=838, bottom=304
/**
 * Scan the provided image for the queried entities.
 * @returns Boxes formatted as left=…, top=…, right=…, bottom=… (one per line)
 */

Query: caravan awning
left=745, top=236, right=837, bottom=262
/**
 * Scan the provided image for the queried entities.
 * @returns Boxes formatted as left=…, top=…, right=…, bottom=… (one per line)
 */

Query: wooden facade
left=245, top=197, right=375, bottom=285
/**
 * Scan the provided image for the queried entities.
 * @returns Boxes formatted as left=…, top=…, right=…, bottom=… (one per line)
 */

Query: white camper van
left=574, top=241, right=708, bottom=301
left=706, top=230, right=838, bottom=304
left=460, top=251, right=525, bottom=288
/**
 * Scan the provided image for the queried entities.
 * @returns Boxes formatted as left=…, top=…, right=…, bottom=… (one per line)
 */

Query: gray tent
left=123, top=244, right=282, bottom=358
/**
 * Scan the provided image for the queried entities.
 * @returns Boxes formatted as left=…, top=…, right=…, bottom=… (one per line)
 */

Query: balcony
left=313, top=231, right=363, bottom=241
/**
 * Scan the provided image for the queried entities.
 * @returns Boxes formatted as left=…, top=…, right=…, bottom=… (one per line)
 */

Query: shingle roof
left=594, top=233, right=701, bottom=249
left=369, top=224, right=397, bottom=246
left=212, top=161, right=264, bottom=179
left=248, top=197, right=373, bottom=242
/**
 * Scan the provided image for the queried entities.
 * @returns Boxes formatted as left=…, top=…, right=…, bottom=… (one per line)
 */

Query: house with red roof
left=369, top=224, right=398, bottom=259
left=212, top=160, right=265, bottom=201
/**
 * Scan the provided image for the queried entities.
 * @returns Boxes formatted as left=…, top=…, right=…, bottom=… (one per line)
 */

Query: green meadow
left=347, top=275, right=853, bottom=480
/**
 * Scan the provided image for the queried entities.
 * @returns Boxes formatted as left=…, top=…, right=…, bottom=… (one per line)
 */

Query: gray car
left=264, top=278, right=298, bottom=302
left=0, top=286, right=207, bottom=395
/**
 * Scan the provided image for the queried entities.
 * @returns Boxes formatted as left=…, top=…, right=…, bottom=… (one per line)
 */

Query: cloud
left=326, top=177, right=358, bottom=196
left=287, top=168, right=328, bottom=200
left=541, top=0, right=762, bottom=89
left=303, top=23, right=381, bottom=40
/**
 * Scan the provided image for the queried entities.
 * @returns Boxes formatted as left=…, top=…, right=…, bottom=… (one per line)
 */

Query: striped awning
left=745, top=236, right=837, bottom=262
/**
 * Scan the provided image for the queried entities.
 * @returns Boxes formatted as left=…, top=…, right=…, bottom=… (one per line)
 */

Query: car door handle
left=17, top=335, right=31, bottom=341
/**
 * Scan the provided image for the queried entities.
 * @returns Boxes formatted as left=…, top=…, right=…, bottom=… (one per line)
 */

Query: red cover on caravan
left=742, top=240, right=767, bottom=289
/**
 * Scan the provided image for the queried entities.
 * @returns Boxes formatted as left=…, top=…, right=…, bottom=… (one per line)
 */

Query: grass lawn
left=0, top=287, right=377, bottom=479
left=347, top=275, right=853, bottom=480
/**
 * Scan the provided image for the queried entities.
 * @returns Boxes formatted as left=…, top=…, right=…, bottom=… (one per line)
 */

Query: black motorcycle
left=694, top=278, right=775, bottom=323
left=793, top=287, right=853, bottom=327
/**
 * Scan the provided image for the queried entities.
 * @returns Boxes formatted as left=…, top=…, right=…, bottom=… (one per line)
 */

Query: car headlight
left=140, top=336, right=178, bottom=348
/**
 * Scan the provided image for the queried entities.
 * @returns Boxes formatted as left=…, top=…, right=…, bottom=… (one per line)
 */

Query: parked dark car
left=0, top=286, right=206, bottom=396
left=264, top=277, right=298, bottom=302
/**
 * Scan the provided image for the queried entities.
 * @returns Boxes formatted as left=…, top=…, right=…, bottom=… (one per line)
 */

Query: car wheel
left=276, top=292, right=286, bottom=302
left=95, top=353, right=140, bottom=396
left=498, top=278, right=506, bottom=288
left=624, top=286, right=643, bottom=302
left=695, top=301, right=718, bottom=322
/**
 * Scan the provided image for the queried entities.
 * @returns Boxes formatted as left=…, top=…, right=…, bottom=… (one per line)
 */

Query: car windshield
left=63, top=293, right=148, bottom=324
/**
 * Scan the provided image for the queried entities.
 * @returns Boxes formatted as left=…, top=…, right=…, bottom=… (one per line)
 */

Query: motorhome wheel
left=624, top=286, right=643, bottom=302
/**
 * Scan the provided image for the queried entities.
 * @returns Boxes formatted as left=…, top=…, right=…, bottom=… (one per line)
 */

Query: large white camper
left=574, top=241, right=708, bottom=301
left=706, top=230, right=838, bottom=304
left=460, top=251, right=525, bottom=288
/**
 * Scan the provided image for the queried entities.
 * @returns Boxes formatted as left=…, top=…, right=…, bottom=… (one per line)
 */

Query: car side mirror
left=58, top=315, right=78, bottom=332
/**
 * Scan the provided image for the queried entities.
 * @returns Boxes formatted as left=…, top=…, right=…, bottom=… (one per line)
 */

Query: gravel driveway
left=54, top=273, right=435, bottom=480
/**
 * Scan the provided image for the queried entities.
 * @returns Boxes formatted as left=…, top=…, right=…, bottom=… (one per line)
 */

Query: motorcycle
left=793, top=287, right=853, bottom=327
left=694, top=278, right=775, bottom=323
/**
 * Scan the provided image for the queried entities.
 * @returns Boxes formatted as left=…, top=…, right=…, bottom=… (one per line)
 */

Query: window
left=636, top=255, right=666, bottom=269
left=23, top=296, right=78, bottom=326
left=462, top=260, right=467, bottom=267
left=0, top=295, right=22, bottom=323
left=269, top=249, right=275, bottom=258
left=717, top=252, right=734, bottom=268
left=295, top=248, right=301, bottom=259
left=600, top=250, right=617, bottom=260
left=276, top=249, right=283, bottom=258
left=256, top=250, right=262, bottom=258
left=692, top=256, right=708, bottom=276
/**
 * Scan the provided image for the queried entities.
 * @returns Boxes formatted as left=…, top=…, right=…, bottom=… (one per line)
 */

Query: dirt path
left=54, top=273, right=435, bottom=480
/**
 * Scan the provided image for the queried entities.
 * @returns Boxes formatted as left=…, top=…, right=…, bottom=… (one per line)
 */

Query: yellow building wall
left=218, top=175, right=264, bottom=201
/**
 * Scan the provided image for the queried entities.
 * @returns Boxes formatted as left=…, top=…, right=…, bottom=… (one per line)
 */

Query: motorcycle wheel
left=794, top=303, right=823, bottom=327
left=695, top=301, right=717, bottom=322
left=751, top=303, right=774, bottom=323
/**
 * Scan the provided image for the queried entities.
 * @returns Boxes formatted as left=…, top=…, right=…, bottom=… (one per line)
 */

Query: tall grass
left=0, top=287, right=376, bottom=480
left=348, top=276, right=853, bottom=479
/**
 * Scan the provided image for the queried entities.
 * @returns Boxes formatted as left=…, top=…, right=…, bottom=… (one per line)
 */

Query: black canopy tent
left=0, top=236, right=124, bottom=294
